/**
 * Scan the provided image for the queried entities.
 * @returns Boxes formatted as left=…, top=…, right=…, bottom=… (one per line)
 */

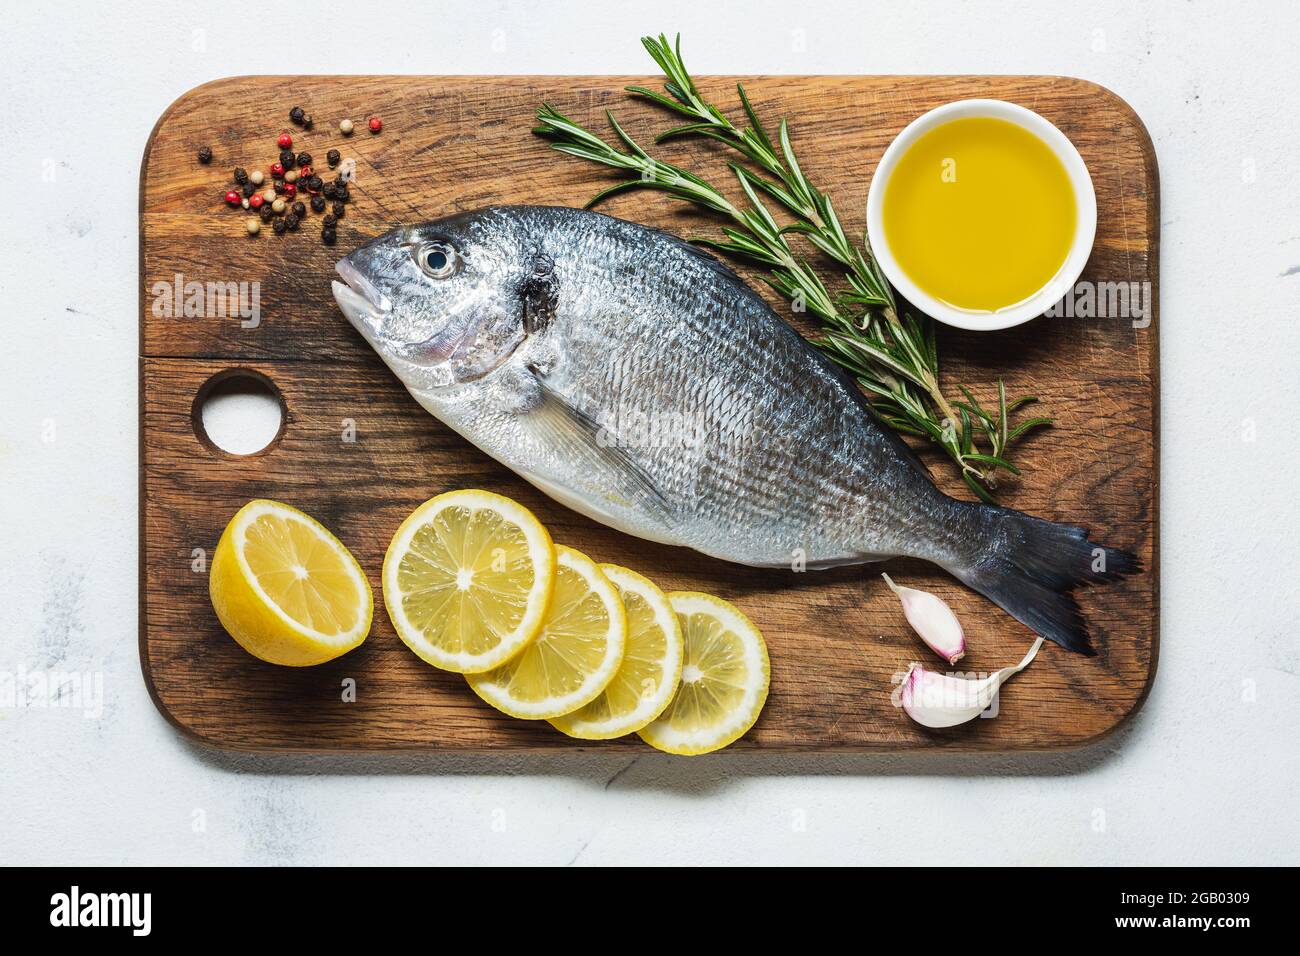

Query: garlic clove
left=882, top=573, right=966, bottom=664
left=899, top=637, right=1045, bottom=729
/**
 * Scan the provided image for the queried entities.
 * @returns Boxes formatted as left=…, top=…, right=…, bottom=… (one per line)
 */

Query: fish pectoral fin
left=525, top=366, right=675, bottom=524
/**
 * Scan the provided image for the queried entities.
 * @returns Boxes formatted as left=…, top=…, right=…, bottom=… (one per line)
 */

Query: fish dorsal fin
left=524, top=364, right=675, bottom=525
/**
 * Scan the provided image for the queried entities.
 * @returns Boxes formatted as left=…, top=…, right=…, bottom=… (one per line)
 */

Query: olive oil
left=881, top=116, right=1076, bottom=314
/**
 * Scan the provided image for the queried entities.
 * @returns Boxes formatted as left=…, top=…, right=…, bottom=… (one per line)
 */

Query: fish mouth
left=332, top=257, right=391, bottom=339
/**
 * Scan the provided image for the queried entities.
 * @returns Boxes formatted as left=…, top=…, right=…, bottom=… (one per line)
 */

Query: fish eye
left=417, top=242, right=458, bottom=279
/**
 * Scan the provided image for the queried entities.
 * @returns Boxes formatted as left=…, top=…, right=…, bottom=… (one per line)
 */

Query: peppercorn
left=246, top=219, right=261, bottom=236
left=322, top=213, right=337, bottom=228
left=289, top=106, right=305, bottom=125
left=259, top=205, right=274, bottom=223
left=290, top=201, right=305, bottom=217
left=197, top=146, right=213, bottom=164
left=241, top=198, right=250, bottom=210
left=322, top=183, right=337, bottom=200
left=273, top=180, right=285, bottom=195
left=301, top=114, right=313, bottom=130
left=326, top=149, right=340, bottom=168
left=272, top=198, right=287, bottom=214
left=368, top=116, right=382, bottom=133
left=331, top=201, right=345, bottom=219
left=322, top=227, right=337, bottom=245
left=270, top=162, right=285, bottom=178
left=223, top=189, right=241, bottom=207
left=283, top=182, right=297, bottom=198
left=310, top=195, right=326, bottom=213
left=249, top=194, right=265, bottom=210
left=279, top=148, right=296, bottom=169
left=262, top=187, right=276, bottom=202
left=241, top=182, right=255, bottom=199
left=306, top=175, right=323, bottom=192
left=284, top=169, right=299, bottom=184
left=297, top=164, right=313, bottom=179
left=335, top=185, right=350, bottom=202
left=232, top=167, right=248, bottom=185
left=273, top=218, right=287, bottom=235
left=249, top=169, right=264, bottom=186
left=339, top=118, right=354, bottom=136
left=277, top=132, right=293, bottom=149
left=296, top=152, right=312, bottom=168
left=285, top=213, right=300, bottom=231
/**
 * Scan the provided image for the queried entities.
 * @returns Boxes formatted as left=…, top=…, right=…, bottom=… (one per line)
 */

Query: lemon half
left=467, top=545, right=626, bottom=720
left=637, top=592, right=770, bottom=755
left=209, top=499, right=373, bottom=666
left=382, top=489, right=556, bottom=674
left=549, top=564, right=683, bottom=739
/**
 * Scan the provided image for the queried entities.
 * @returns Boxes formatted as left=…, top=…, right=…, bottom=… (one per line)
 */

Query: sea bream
left=332, top=205, right=1135, bottom=654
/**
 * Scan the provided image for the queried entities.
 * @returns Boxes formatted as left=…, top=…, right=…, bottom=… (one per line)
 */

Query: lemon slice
left=209, top=499, right=373, bottom=666
left=467, top=546, right=626, bottom=719
left=383, top=489, right=556, bottom=674
left=637, top=592, right=770, bottom=755
left=549, top=564, right=683, bottom=739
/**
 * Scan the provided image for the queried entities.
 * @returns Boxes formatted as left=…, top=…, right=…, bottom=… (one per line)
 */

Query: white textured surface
left=2, top=0, right=1298, bottom=866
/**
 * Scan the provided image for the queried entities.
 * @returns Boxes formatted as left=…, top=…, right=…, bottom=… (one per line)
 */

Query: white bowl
left=865, top=98, right=1097, bottom=332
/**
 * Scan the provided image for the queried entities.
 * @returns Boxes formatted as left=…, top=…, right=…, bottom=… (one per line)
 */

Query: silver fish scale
left=507, top=207, right=957, bottom=567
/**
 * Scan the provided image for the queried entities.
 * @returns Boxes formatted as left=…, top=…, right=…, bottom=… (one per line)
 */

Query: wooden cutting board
left=140, top=75, right=1158, bottom=752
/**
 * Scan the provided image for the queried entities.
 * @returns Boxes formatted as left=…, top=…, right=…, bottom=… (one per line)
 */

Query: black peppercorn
left=259, top=205, right=274, bottom=223
left=336, top=185, right=350, bottom=202
left=290, top=202, right=305, bottom=218
left=233, top=166, right=248, bottom=185
left=279, top=149, right=296, bottom=169
left=197, top=146, right=213, bottom=164
left=272, top=218, right=287, bottom=235
left=306, top=175, right=323, bottom=192
left=296, top=152, right=312, bottom=168
left=310, top=195, right=326, bottom=213
left=289, top=106, right=305, bottom=125
left=322, top=183, right=337, bottom=200
left=331, top=201, right=345, bottom=219
left=285, top=213, right=300, bottom=231
left=326, top=149, right=340, bottom=168
left=301, top=114, right=313, bottom=130
left=273, top=180, right=286, bottom=195
left=242, top=182, right=255, bottom=199
left=321, top=227, right=337, bottom=246
left=322, top=213, right=337, bottom=228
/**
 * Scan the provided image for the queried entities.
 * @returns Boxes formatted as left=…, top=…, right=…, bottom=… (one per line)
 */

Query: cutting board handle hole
left=192, top=369, right=286, bottom=457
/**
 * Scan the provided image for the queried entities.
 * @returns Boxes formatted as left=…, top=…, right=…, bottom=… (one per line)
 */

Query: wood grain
left=140, top=75, right=1158, bottom=752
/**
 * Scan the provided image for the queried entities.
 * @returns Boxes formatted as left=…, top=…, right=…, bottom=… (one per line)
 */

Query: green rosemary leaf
left=963, top=452, right=1022, bottom=475
left=623, top=86, right=697, bottom=117
left=997, top=379, right=1009, bottom=451
left=584, top=180, right=651, bottom=209
left=1006, top=417, right=1054, bottom=444
left=737, top=83, right=774, bottom=152
left=652, top=121, right=724, bottom=141
left=964, top=472, right=997, bottom=504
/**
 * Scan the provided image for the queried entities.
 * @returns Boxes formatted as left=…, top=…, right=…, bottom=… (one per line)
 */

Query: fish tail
left=944, top=504, right=1140, bottom=656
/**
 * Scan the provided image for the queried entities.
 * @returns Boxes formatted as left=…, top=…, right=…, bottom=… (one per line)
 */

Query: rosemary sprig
left=533, top=34, right=1050, bottom=501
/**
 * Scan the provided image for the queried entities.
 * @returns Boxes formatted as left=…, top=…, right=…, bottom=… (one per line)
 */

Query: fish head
left=332, top=209, right=537, bottom=390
